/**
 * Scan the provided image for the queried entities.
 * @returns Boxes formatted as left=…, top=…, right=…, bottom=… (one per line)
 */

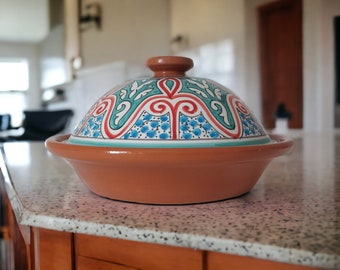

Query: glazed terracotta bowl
left=46, top=56, right=293, bottom=204
left=46, top=133, right=292, bottom=204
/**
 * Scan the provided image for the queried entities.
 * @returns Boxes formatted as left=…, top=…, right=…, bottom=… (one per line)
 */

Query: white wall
left=171, top=0, right=244, bottom=49
left=0, top=0, right=48, bottom=43
left=303, top=0, right=340, bottom=133
left=171, top=0, right=248, bottom=105
left=80, top=0, right=171, bottom=69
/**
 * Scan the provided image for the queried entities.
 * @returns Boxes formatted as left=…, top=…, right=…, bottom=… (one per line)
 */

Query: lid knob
left=147, top=56, right=194, bottom=77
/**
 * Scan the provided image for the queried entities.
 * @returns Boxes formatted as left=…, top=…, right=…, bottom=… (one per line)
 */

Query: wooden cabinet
left=75, top=234, right=323, bottom=270
left=1, top=215, right=325, bottom=270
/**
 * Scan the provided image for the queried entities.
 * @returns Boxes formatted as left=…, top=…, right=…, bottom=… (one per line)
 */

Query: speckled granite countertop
left=1, top=133, right=339, bottom=269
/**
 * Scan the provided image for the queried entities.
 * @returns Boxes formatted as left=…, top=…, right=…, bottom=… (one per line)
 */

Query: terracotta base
left=45, top=134, right=293, bottom=205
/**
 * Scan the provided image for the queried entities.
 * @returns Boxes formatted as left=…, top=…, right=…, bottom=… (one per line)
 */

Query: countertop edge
left=17, top=212, right=339, bottom=269
left=0, top=147, right=26, bottom=224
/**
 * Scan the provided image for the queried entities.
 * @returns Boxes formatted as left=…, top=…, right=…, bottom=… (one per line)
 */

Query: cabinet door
left=32, top=228, right=73, bottom=270
left=76, top=234, right=203, bottom=270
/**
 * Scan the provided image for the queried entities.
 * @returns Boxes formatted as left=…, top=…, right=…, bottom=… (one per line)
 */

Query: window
left=0, top=59, right=29, bottom=91
left=0, top=59, right=29, bottom=127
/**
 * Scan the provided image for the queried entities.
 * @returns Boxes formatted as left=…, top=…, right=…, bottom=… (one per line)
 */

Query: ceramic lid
left=68, top=56, right=270, bottom=148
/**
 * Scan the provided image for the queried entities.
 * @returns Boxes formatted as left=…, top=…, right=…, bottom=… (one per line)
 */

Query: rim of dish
left=66, top=134, right=272, bottom=148
left=46, top=133, right=293, bottom=153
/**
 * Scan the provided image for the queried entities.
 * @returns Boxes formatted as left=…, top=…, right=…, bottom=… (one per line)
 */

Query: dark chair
left=7, top=109, right=74, bottom=141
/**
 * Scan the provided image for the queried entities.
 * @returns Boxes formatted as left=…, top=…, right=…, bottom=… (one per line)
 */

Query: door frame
left=257, top=0, right=303, bottom=129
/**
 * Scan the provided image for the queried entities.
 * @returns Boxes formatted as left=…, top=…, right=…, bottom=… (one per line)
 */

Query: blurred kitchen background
left=0, top=0, right=339, bottom=140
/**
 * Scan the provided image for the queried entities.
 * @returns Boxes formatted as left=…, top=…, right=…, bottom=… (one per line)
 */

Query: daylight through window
left=0, top=59, right=29, bottom=91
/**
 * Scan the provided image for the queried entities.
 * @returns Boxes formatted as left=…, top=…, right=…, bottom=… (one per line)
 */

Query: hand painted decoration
left=69, top=57, right=270, bottom=148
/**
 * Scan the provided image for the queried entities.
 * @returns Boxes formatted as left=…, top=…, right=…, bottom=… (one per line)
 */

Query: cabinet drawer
left=77, top=256, right=137, bottom=270
left=207, top=252, right=324, bottom=270
left=75, top=234, right=202, bottom=270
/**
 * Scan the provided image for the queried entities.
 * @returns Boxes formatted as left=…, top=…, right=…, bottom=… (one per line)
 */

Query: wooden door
left=258, top=0, right=303, bottom=129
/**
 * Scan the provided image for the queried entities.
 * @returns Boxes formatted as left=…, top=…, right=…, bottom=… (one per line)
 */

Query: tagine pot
left=46, top=56, right=293, bottom=205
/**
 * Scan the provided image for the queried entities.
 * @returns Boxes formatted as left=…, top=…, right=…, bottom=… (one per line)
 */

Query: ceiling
left=0, top=0, right=49, bottom=43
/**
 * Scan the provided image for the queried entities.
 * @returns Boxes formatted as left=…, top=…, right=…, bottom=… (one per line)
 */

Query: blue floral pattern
left=72, top=77, right=269, bottom=146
